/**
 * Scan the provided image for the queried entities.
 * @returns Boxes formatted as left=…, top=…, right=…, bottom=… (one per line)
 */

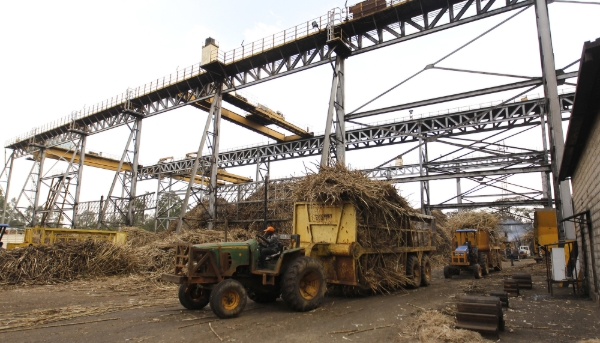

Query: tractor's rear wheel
left=479, top=253, right=490, bottom=276
left=178, top=283, right=210, bottom=310
left=210, top=279, right=247, bottom=319
left=421, top=255, right=432, bottom=286
left=248, top=290, right=279, bottom=304
left=281, top=256, right=326, bottom=312
left=406, top=255, right=422, bottom=288
left=473, top=264, right=482, bottom=279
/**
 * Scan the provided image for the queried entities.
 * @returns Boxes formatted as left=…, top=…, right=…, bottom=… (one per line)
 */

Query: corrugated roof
left=559, top=38, right=600, bottom=180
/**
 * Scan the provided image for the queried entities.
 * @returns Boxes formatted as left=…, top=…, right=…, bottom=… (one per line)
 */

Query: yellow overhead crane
left=187, top=93, right=312, bottom=142
left=222, top=93, right=313, bottom=138
left=35, top=147, right=251, bottom=184
left=36, top=147, right=134, bottom=172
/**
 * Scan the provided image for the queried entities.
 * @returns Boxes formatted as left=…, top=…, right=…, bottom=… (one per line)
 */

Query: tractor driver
left=258, top=226, right=281, bottom=268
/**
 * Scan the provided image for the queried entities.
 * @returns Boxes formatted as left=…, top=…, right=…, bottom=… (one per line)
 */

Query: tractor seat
left=265, top=251, right=281, bottom=261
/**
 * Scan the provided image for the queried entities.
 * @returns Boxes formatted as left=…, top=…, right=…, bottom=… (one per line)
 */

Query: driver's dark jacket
left=261, top=234, right=280, bottom=249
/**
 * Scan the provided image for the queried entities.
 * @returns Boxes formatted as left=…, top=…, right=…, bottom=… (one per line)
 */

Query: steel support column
left=208, top=89, right=224, bottom=230
left=72, top=135, right=86, bottom=228
left=176, top=83, right=223, bottom=233
left=418, top=130, right=430, bottom=214
left=539, top=111, right=553, bottom=206
left=456, top=175, right=463, bottom=209
left=321, top=55, right=346, bottom=167
left=154, top=173, right=179, bottom=233
left=0, top=152, right=15, bottom=224
left=256, top=159, right=270, bottom=183
left=98, top=120, right=138, bottom=228
left=127, top=117, right=143, bottom=226
left=535, top=0, right=574, bottom=239
left=39, top=134, right=86, bottom=228
left=31, top=148, right=46, bottom=227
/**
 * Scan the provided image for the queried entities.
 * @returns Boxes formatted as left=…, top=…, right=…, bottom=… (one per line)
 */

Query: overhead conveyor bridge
left=5, top=0, right=534, bottom=157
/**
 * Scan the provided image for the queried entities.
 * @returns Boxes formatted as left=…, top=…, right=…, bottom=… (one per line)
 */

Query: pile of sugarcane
left=446, top=211, right=502, bottom=245
left=0, top=228, right=253, bottom=285
left=0, top=241, right=136, bottom=285
left=294, top=165, right=419, bottom=293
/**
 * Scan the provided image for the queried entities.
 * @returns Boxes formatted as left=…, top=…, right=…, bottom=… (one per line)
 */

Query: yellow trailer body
left=292, top=202, right=436, bottom=288
left=6, top=227, right=127, bottom=250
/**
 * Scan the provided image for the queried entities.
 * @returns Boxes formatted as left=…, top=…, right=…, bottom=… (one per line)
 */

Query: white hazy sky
left=1, top=0, right=599, bottom=211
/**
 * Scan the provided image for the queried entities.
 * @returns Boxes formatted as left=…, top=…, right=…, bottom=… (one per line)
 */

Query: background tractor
left=161, top=234, right=327, bottom=319
left=444, top=229, right=503, bottom=279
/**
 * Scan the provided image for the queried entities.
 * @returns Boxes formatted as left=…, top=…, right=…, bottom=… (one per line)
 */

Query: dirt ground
left=1, top=259, right=599, bottom=343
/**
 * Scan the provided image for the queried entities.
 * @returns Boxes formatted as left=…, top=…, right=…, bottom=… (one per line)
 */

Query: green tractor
left=161, top=234, right=327, bottom=319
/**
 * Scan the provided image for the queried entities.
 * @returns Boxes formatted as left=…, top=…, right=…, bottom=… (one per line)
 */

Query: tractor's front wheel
left=178, top=283, right=210, bottom=310
left=210, top=279, right=247, bottom=319
left=281, top=256, right=326, bottom=312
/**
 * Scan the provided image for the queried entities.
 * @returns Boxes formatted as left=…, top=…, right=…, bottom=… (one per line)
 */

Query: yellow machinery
left=444, top=229, right=503, bottom=279
left=6, top=227, right=127, bottom=250
left=533, top=209, right=583, bottom=291
left=292, top=202, right=436, bottom=289
left=533, top=209, right=561, bottom=256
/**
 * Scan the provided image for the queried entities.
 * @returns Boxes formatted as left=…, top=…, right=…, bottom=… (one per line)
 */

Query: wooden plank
left=456, top=312, right=498, bottom=323
left=457, top=303, right=499, bottom=315
left=511, top=273, right=532, bottom=280
left=455, top=321, right=498, bottom=333
left=457, top=295, right=501, bottom=304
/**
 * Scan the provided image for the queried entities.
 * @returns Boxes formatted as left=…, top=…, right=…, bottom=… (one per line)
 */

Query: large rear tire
left=421, top=255, right=432, bottom=286
left=406, top=255, right=422, bottom=288
left=473, top=263, right=482, bottom=279
left=178, top=283, right=210, bottom=310
left=479, top=253, right=489, bottom=276
left=210, top=279, right=247, bottom=319
left=281, top=256, right=326, bottom=312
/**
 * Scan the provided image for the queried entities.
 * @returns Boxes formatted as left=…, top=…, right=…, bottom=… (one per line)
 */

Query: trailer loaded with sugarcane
left=161, top=166, right=436, bottom=318
left=161, top=200, right=435, bottom=318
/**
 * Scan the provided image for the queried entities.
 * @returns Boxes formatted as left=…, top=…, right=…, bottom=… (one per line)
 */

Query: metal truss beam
left=428, top=199, right=550, bottom=209
left=366, top=151, right=546, bottom=178
left=367, top=149, right=550, bottom=185
left=390, top=165, right=549, bottom=183
left=138, top=92, right=573, bottom=178
left=6, top=0, right=537, bottom=157
left=347, top=71, right=576, bottom=120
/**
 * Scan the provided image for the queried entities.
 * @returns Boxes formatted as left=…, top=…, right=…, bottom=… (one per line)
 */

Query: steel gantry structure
left=1, top=0, right=589, bottom=237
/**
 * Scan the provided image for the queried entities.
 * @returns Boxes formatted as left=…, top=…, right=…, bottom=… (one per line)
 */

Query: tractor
left=444, top=229, right=502, bottom=279
left=161, top=234, right=327, bottom=319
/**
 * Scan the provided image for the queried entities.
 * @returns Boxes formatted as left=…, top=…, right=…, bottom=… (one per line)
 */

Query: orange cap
left=264, top=226, right=275, bottom=232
